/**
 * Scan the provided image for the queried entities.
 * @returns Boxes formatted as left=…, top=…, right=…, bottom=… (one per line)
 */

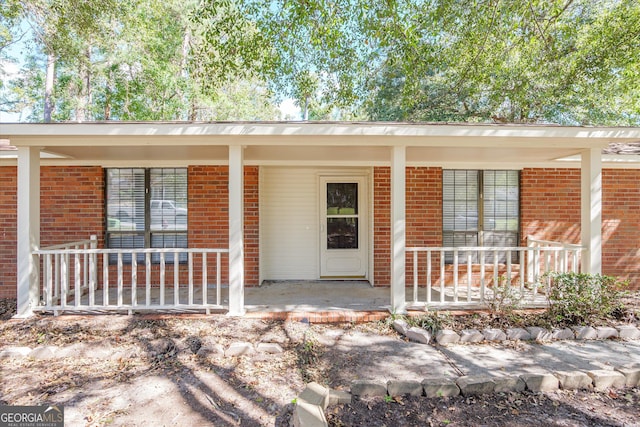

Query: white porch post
left=581, top=147, right=602, bottom=275
left=16, top=146, right=41, bottom=317
left=390, top=146, right=407, bottom=313
left=228, top=145, right=245, bottom=316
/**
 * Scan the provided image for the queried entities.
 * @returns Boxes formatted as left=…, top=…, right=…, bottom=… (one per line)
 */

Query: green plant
left=384, top=394, right=393, bottom=403
left=486, top=276, right=523, bottom=316
left=296, top=331, right=324, bottom=382
left=544, top=272, right=628, bottom=326
left=409, top=311, right=452, bottom=334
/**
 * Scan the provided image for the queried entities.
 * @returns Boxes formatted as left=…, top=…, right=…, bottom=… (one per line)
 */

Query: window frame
left=442, top=169, right=520, bottom=263
left=105, top=168, right=188, bottom=261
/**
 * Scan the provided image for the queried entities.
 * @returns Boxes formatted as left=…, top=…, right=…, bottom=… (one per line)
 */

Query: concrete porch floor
left=39, top=280, right=546, bottom=321
left=245, top=280, right=391, bottom=313
left=245, top=280, right=548, bottom=313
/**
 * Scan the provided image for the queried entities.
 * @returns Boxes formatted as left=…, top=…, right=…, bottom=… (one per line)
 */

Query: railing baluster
left=202, top=253, right=208, bottom=306
left=117, top=253, right=123, bottom=307
left=519, top=249, right=525, bottom=299
left=533, top=247, right=540, bottom=288
left=89, top=250, right=96, bottom=306
left=480, top=250, right=486, bottom=303
left=506, top=250, right=512, bottom=292
left=217, top=252, right=222, bottom=306
left=426, top=249, right=432, bottom=304
left=83, top=243, right=88, bottom=291
left=544, top=251, right=551, bottom=276
left=61, top=254, right=68, bottom=308
left=145, top=253, right=151, bottom=307
left=65, top=253, right=71, bottom=304
left=103, top=252, right=109, bottom=306
left=54, top=253, right=60, bottom=299
left=75, top=252, right=81, bottom=307
left=160, top=253, right=165, bottom=306
left=131, top=253, right=137, bottom=307
left=466, top=252, right=472, bottom=303
left=188, top=252, right=194, bottom=306
left=453, top=249, right=459, bottom=303
left=412, top=251, right=418, bottom=304
left=45, top=254, right=53, bottom=307
left=493, top=250, right=499, bottom=289
left=174, top=252, right=180, bottom=305
left=439, top=251, right=445, bottom=303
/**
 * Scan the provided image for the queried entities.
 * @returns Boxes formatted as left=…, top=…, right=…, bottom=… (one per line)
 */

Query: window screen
left=106, top=168, right=187, bottom=262
left=443, top=170, right=519, bottom=263
left=482, top=170, right=519, bottom=251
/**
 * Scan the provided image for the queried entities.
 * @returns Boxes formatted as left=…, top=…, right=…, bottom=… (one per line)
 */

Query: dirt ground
left=0, top=296, right=639, bottom=426
left=327, top=390, right=640, bottom=427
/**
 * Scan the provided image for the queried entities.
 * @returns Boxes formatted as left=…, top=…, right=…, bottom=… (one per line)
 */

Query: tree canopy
left=1, top=0, right=639, bottom=124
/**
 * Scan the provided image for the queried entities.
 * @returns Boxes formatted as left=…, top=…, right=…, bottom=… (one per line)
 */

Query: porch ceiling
left=2, top=122, right=640, bottom=167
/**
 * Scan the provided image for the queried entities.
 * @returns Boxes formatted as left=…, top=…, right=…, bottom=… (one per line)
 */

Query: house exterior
left=1, top=122, right=639, bottom=317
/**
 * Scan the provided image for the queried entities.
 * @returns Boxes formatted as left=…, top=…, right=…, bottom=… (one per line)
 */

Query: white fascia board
left=554, top=154, right=640, bottom=169
left=2, top=123, right=638, bottom=148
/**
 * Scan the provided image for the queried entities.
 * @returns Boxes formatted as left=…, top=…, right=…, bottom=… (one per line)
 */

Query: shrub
left=544, top=272, right=628, bottom=326
left=486, top=276, right=522, bottom=316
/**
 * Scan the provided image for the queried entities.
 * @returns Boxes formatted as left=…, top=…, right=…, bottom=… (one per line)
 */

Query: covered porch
left=3, top=122, right=637, bottom=317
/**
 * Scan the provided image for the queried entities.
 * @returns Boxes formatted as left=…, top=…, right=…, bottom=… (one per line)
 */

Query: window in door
left=326, top=182, right=358, bottom=249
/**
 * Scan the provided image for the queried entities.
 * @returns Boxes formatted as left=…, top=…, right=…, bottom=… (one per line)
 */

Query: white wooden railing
left=407, top=238, right=584, bottom=308
left=34, top=236, right=228, bottom=314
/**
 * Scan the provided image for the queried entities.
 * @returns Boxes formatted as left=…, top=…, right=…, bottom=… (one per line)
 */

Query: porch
left=4, top=122, right=632, bottom=317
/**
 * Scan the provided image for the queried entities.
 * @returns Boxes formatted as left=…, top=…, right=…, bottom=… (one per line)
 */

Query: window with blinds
left=106, top=168, right=188, bottom=262
left=443, top=170, right=519, bottom=263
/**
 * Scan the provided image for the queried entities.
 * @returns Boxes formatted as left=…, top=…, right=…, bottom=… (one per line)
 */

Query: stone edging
left=392, top=319, right=640, bottom=345
left=292, top=320, right=640, bottom=426
left=293, top=366, right=640, bottom=427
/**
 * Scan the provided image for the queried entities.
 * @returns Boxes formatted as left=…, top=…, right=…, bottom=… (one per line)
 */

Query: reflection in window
left=443, top=170, right=519, bottom=263
left=327, top=183, right=358, bottom=215
left=106, top=168, right=188, bottom=263
left=327, top=218, right=358, bottom=249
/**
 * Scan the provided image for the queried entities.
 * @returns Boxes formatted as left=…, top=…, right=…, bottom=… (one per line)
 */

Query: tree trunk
left=44, top=53, right=55, bottom=123
left=181, top=29, right=191, bottom=120
left=76, top=46, right=91, bottom=122
left=303, top=95, right=309, bottom=121
left=104, top=67, right=112, bottom=120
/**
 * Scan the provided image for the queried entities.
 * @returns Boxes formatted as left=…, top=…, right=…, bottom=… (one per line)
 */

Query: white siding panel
left=261, top=167, right=319, bottom=280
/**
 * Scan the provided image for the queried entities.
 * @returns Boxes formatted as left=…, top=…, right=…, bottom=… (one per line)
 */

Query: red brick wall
left=521, top=168, right=640, bottom=289
left=521, top=168, right=582, bottom=245
left=40, top=166, right=105, bottom=247
left=0, top=166, right=104, bottom=298
left=0, top=167, right=17, bottom=298
left=373, top=167, right=443, bottom=287
left=187, top=165, right=260, bottom=286
left=373, top=167, right=391, bottom=286
left=243, top=166, right=260, bottom=285
left=602, top=169, right=640, bottom=287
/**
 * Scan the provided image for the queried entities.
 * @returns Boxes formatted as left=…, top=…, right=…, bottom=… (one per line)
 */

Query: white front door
left=320, top=176, right=368, bottom=278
